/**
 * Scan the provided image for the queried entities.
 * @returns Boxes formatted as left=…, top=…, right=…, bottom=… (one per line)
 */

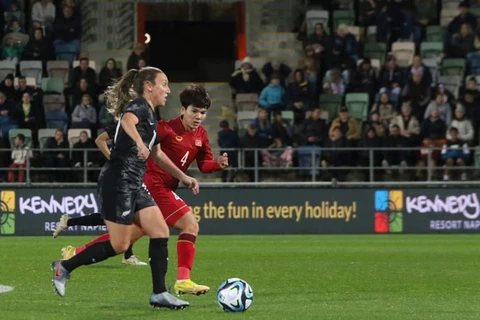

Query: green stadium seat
left=8, top=128, right=33, bottom=147
left=426, top=26, right=445, bottom=41
left=319, top=94, right=343, bottom=123
left=364, top=42, right=387, bottom=64
left=420, top=42, right=444, bottom=60
left=441, top=58, right=466, bottom=77
left=333, top=10, right=355, bottom=29
left=345, top=93, right=369, bottom=121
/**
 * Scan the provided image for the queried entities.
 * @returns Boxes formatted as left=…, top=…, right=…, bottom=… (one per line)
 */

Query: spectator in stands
left=0, top=134, right=8, bottom=181
left=442, top=127, right=470, bottom=181
left=4, top=1, right=25, bottom=31
left=472, top=0, right=480, bottom=8
left=382, top=124, right=409, bottom=175
left=18, top=92, right=43, bottom=141
left=371, top=93, right=397, bottom=127
left=407, top=55, right=432, bottom=87
left=217, top=120, right=239, bottom=183
left=461, top=77, right=480, bottom=102
left=32, top=0, right=56, bottom=32
left=261, top=137, right=293, bottom=167
left=390, top=102, right=421, bottom=146
left=447, top=23, right=475, bottom=58
left=413, top=0, right=437, bottom=44
left=251, top=108, right=272, bottom=143
left=14, top=76, right=36, bottom=101
left=446, top=104, right=474, bottom=144
left=329, top=107, right=361, bottom=142
left=435, top=83, right=455, bottom=108
left=72, top=130, right=96, bottom=170
left=358, top=0, right=377, bottom=27
left=379, top=56, right=403, bottom=95
left=401, top=72, right=431, bottom=119
left=271, top=111, right=293, bottom=146
left=137, top=58, right=146, bottom=69
left=354, top=58, right=377, bottom=97
left=333, top=24, right=358, bottom=62
left=462, top=92, right=480, bottom=141
left=8, top=133, right=32, bottom=182
left=307, top=23, right=329, bottom=55
left=364, top=111, right=385, bottom=138
left=127, top=42, right=148, bottom=71
left=58, top=0, right=81, bottom=20
left=358, top=125, right=382, bottom=168
left=259, top=74, right=285, bottom=112
left=98, top=102, right=115, bottom=128
left=6, top=19, right=24, bottom=34
left=323, top=68, right=346, bottom=95
left=99, top=58, right=122, bottom=92
left=321, top=126, right=352, bottom=180
left=299, top=107, right=328, bottom=146
left=71, top=93, right=96, bottom=130
left=421, top=106, right=447, bottom=141
left=44, top=129, right=69, bottom=182
left=297, top=45, right=320, bottom=85
left=70, top=58, right=97, bottom=87
left=23, top=27, right=51, bottom=62
left=241, top=123, right=267, bottom=181
left=424, top=93, right=452, bottom=125
left=447, top=2, right=477, bottom=42
left=286, top=69, right=314, bottom=109
left=325, top=43, right=355, bottom=85
left=229, top=57, right=264, bottom=94
left=0, top=92, right=18, bottom=136
left=416, top=137, right=440, bottom=180
left=2, top=36, right=24, bottom=64
left=53, top=5, right=81, bottom=55
left=70, top=77, right=97, bottom=108
left=0, top=74, right=16, bottom=100
left=262, top=61, right=291, bottom=88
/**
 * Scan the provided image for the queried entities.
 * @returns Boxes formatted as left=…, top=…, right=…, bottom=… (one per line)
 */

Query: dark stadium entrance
left=143, top=2, right=237, bottom=82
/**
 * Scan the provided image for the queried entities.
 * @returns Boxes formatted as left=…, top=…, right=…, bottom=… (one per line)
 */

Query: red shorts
left=147, top=183, right=190, bottom=226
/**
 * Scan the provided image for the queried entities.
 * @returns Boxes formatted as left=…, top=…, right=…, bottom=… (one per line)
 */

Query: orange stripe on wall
left=236, top=1, right=246, bottom=60
left=137, top=2, right=146, bottom=44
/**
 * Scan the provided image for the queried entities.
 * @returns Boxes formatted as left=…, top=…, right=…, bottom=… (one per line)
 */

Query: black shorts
left=97, top=165, right=156, bottom=225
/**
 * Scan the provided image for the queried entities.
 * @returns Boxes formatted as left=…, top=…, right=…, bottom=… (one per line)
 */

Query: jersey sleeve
left=156, top=121, right=169, bottom=143
left=124, top=99, right=150, bottom=122
left=196, top=130, right=223, bottom=173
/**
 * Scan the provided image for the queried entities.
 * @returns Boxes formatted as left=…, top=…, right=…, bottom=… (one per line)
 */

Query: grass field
left=1, top=235, right=480, bottom=320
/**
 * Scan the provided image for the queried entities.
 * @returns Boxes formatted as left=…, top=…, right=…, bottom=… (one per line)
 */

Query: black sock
left=149, top=238, right=169, bottom=294
left=62, top=240, right=117, bottom=272
left=124, top=245, right=133, bottom=259
left=67, top=213, right=105, bottom=227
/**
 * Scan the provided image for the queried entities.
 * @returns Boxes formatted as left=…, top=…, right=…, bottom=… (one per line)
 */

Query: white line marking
left=0, top=285, right=14, bottom=293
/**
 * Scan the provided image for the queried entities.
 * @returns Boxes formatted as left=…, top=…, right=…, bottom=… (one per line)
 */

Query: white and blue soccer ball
left=217, top=278, right=253, bottom=312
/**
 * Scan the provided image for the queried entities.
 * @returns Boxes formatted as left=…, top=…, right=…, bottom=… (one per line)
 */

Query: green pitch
left=1, top=235, right=479, bottom=320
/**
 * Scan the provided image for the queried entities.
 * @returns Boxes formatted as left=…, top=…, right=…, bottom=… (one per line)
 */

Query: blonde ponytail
left=105, top=69, right=139, bottom=117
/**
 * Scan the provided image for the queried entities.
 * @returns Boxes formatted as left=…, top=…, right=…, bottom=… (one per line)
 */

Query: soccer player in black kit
left=51, top=67, right=198, bottom=310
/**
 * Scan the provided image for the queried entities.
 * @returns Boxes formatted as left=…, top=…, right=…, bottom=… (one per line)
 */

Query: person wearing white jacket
left=31, top=0, right=56, bottom=30
left=8, top=134, right=32, bottom=182
left=446, top=104, right=474, bottom=143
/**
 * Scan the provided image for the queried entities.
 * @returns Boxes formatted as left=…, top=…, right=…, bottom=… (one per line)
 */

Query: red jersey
left=145, top=116, right=222, bottom=190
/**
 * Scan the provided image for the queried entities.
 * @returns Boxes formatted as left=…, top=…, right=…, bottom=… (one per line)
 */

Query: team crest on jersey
left=175, top=136, right=183, bottom=142
left=195, top=139, right=202, bottom=147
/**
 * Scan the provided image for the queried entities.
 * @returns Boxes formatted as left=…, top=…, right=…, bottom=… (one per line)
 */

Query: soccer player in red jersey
left=55, top=84, right=228, bottom=295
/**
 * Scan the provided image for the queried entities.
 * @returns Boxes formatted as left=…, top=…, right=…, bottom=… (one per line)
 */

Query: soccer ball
left=217, top=278, right=253, bottom=312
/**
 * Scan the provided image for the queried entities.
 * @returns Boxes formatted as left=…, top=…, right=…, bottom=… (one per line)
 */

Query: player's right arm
left=95, top=131, right=112, bottom=160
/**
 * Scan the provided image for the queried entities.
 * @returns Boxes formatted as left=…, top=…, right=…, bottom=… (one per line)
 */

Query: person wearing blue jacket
left=259, top=73, right=285, bottom=113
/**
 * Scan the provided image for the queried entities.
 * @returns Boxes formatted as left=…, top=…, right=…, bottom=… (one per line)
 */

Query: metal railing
left=1, top=146, right=479, bottom=187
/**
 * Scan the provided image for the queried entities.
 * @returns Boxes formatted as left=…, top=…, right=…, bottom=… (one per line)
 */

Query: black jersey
left=108, top=97, right=159, bottom=182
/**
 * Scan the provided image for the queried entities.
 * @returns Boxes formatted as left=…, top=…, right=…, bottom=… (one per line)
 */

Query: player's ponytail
left=105, top=69, right=139, bottom=117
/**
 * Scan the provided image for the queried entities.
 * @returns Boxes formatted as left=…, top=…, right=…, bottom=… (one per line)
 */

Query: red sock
left=75, top=233, right=111, bottom=255
left=177, top=234, right=196, bottom=281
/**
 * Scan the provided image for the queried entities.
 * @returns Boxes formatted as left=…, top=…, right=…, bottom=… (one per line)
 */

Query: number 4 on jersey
left=180, top=151, right=189, bottom=167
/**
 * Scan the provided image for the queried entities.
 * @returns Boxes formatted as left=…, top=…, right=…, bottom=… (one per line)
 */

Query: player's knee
left=183, top=214, right=199, bottom=236
left=111, top=240, right=131, bottom=254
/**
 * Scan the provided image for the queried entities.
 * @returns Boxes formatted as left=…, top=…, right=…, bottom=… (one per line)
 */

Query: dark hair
left=16, top=133, right=25, bottom=142
left=79, top=57, right=89, bottom=63
left=18, top=76, right=26, bottom=80
left=180, top=84, right=211, bottom=110
left=450, top=127, right=459, bottom=133
left=106, top=67, right=164, bottom=117
left=219, top=120, right=229, bottom=128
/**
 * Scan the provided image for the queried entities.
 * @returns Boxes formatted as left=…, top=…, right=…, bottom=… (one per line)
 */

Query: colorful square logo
left=0, top=190, right=15, bottom=235
left=374, top=190, right=403, bottom=233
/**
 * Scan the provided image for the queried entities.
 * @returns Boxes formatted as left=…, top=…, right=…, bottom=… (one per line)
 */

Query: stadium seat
left=470, top=55, right=480, bottom=75
left=363, top=42, right=387, bottom=64
left=426, top=26, right=445, bottom=42
left=423, top=58, right=439, bottom=86
left=281, top=111, right=294, bottom=124
left=73, top=60, right=96, bottom=70
left=420, top=42, right=444, bottom=60
left=438, top=75, right=462, bottom=98
left=45, top=111, right=68, bottom=133
left=441, top=58, right=466, bottom=76
left=0, top=60, right=15, bottom=81
left=55, top=42, right=78, bottom=66
left=14, top=77, right=36, bottom=88
left=332, top=10, right=355, bottom=29
left=41, top=78, right=64, bottom=94
left=297, top=146, right=321, bottom=177
left=345, top=93, right=369, bottom=121
left=319, top=94, right=343, bottom=123
left=236, top=93, right=258, bottom=111
left=442, top=0, right=461, bottom=9
left=237, top=111, right=257, bottom=129
left=306, top=10, right=329, bottom=35
left=20, top=60, right=43, bottom=85
left=391, top=41, right=415, bottom=68
left=38, top=128, right=57, bottom=151
left=43, top=94, right=66, bottom=112
left=68, top=128, right=92, bottom=148
left=8, top=128, right=32, bottom=147
left=366, top=26, right=377, bottom=42
left=47, top=61, right=70, bottom=85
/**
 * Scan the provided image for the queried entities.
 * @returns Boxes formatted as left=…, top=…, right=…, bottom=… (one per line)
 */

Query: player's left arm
left=196, top=131, right=228, bottom=173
